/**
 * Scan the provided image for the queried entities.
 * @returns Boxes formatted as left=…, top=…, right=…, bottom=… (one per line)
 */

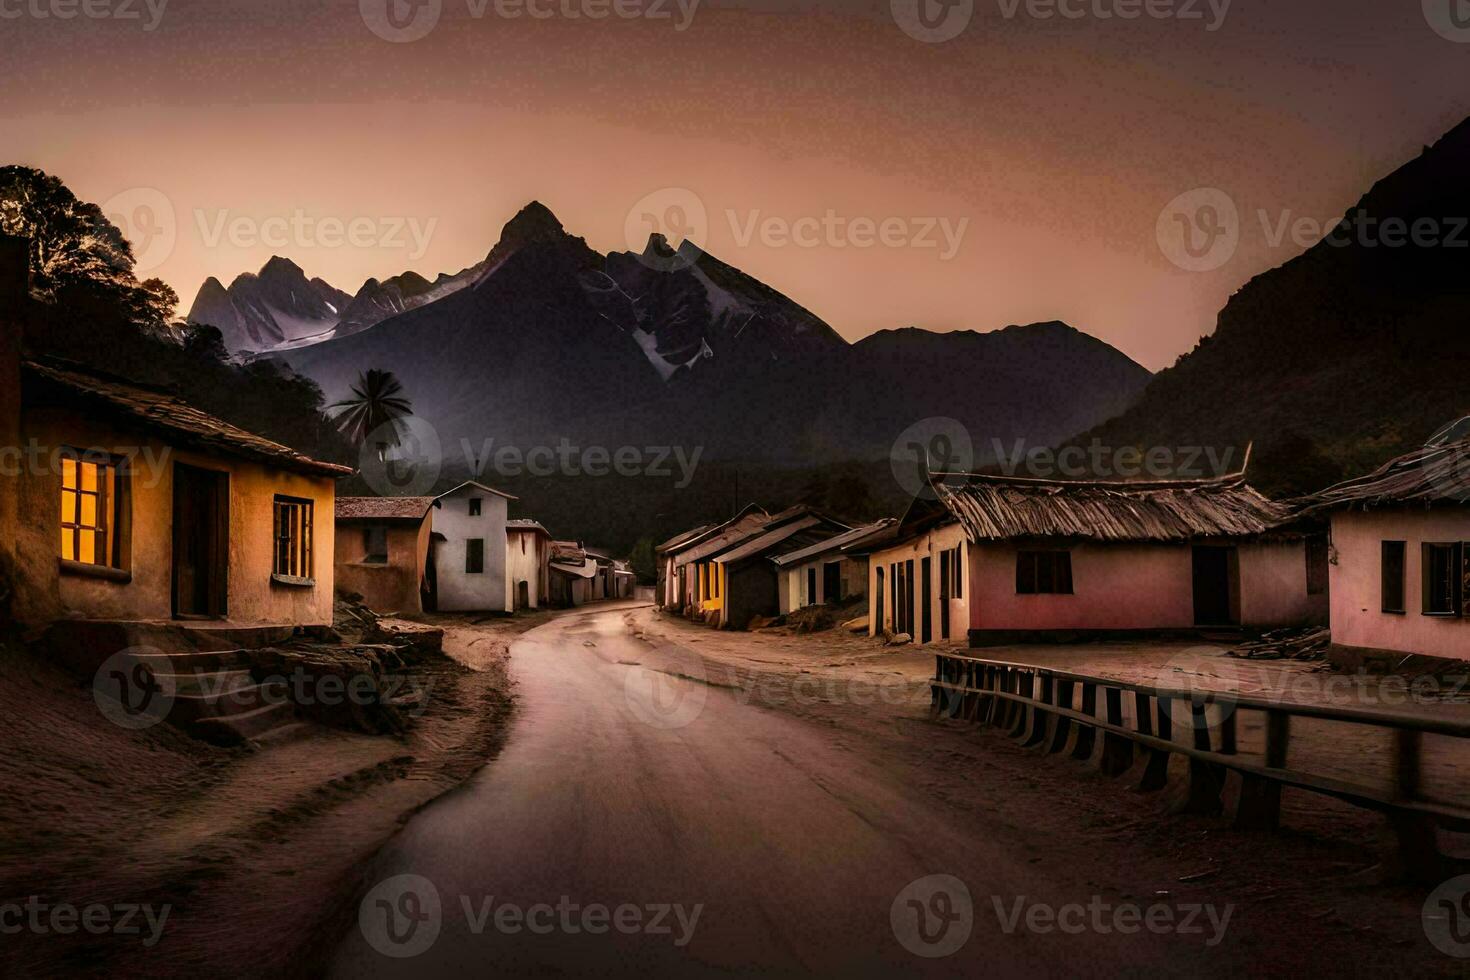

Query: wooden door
left=921, top=556, right=933, bottom=644
left=1191, top=545, right=1238, bottom=626
left=172, top=463, right=229, bottom=619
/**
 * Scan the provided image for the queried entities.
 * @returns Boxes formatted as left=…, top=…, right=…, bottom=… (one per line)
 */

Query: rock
left=887, top=632, right=912, bottom=646
left=841, top=616, right=868, bottom=633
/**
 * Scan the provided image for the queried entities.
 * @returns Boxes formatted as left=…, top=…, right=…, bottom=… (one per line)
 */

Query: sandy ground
left=626, top=606, right=1470, bottom=972
left=0, top=611, right=550, bottom=978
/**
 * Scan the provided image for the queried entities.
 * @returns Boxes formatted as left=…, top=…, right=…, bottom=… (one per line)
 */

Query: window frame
left=57, top=448, right=131, bottom=579
left=465, top=538, right=485, bottom=574
left=468, top=498, right=482, bottom=517
left=1421, top=541, right=1462, bottom=617
left=271, top=495, right=315, bottom=585
left=1016, top=549, right=1074, bottom=595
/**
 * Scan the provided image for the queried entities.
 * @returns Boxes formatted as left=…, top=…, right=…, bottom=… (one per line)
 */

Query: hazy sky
left=3, top=0, right=1466, bottom=369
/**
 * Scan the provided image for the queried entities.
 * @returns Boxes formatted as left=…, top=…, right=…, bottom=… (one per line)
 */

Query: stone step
left=156, top=666, right=253, bottom=697
left=131, top=647, right=264, bottom=673
left=169, top=678, right=290, bottom=723
left=189, top=701, right=297, bottom=746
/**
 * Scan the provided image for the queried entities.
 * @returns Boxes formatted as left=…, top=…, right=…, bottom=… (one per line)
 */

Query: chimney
left=0, top=234, right=29, bottom=308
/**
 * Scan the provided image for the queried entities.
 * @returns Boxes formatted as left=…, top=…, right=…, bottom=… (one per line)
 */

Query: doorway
left=822, top=561, right=842, bottom=604
left=516, top=580, right=531, bottom=611
left=172, top=463, right=229, bottom=619
left=806, top=567, right=817, bottom=607
left=1191, top=545, right=1239, bottom=626
left=920, top=556, right=933, bottom=643
left=875, top=567, right=885, bottom=633
left=939, top=553, right=950, bottom=640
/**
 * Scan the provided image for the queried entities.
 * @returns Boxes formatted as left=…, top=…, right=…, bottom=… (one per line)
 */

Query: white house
left=773, top=520, right=895, bottom=615
left=431, top=480, right=518, bottom=612
left=867, top=505, right=969, bottom=646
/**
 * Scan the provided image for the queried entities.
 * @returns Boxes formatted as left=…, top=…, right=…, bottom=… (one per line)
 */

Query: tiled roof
left=23, top=358, right=353, bottom=478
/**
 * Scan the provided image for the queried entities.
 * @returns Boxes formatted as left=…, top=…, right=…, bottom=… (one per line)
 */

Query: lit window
left=273, top=497, right=314, bottom=579
left=59, top=454, right=122, bottom=568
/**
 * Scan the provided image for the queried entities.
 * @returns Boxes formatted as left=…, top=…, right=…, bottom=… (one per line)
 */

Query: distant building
left=773, top=519, right=895, bottom=616
left=673, top=506, right=850, bottom=629
left=931, top=472, right=1327, bottom=646
left=506, top=518, right=552, bottom=610
left=334, top=496, right=435, bottom=615
left=549, top=540, right=598, bottom=606
left=430, top=480, right=519, bottom=613
left=1300, top=434, right=1470, bottom=662
left=654, top=505, right=769, bottom=614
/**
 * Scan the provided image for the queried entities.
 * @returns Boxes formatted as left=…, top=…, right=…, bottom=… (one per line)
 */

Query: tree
left=629, top=537, right=657, bottom=586
left=0, top=166, right=174, bottom=330
left=329, top=369, right=414, bottom=458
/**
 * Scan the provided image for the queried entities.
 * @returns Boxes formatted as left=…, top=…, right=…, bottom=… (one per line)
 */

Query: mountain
left=1075, top=114, right=1470, bottom=496
left=272, top=202, right=1151, bottom=468
left=187, top=254, right=494, bottom=354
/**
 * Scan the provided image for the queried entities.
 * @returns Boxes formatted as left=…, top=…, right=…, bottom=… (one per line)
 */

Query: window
left=362, top=526, right=389, bottom=564
left=273, top=496, right=314, bottom=580
left=1306, top=538, right=1329, bottom=596
left=59, top=454, right=125, bottom=569
left=521, top=535, right=527, bottom=555
left=952, top=546, right=963, bottom=600
left=1017, top=550, right=1073, bottom=595
left=466, top=538, right=485, bottom=574
left=469, top=498, right=482, bottom=516
left=1422, top=542, right=1462, bottom=616
left=1381, top=541, right=1405, bottom=613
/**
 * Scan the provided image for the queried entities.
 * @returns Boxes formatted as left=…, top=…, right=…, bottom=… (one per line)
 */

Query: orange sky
left=3, top=0, right=1466, bottom=369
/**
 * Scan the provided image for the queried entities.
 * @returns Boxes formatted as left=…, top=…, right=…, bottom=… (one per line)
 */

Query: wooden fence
left=931, top=652, right=1470, bottom=882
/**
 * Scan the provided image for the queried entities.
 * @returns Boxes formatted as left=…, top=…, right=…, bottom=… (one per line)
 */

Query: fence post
left=1224, top=708, right=1285, bottom=831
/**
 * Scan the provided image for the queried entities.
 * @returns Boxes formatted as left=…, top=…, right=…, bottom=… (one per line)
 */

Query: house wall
left=722, top=561, right=779, bottom=629
left=334, top=518, right=429, bottom=615
left=868, top=523, right=968, bottom=645
left=16, top=406, right=335, bottom=627
left=505, top=530, right=546, bottom=610
left=1329, top=509, right=1470, bottom=661
left=778, top=555, right=869, bottom=614
left=432, top=488, right=509, bottom=612
left=966, top=538, right=1324, bottom=638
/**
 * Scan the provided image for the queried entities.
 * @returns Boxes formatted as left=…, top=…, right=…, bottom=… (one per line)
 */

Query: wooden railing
left=931, top=653, right=1470, bottom=881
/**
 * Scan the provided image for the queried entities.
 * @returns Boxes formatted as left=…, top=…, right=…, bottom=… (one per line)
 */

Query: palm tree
left=329, top=369, right=413, bottom=459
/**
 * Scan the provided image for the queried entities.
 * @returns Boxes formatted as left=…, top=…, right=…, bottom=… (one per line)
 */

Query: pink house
left=1301, top=435, right=1470, bottom=663
left=931, top=473, right=1328, bottom=646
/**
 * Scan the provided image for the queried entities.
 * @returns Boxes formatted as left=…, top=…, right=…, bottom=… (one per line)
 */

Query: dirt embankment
left=0, top=613, right=546, bottom=978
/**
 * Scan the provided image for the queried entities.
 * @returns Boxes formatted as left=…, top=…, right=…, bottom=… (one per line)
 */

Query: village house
left=333, top=496, right=435, bottom=615
left=429, top=480, right=519, bottom=613
left=0, top=243, right=352, bottom=630
left=1299, top=432, right=1470, bottom=663
left=929, top=472, right=1328, bottom=646
left=866, top=503, right=970, bottom=645
left=506, top=519, right=552, bottom=611
left=673, top=506, right=849, bottom=629
left=549, top=540, right=598, bottom=606
left=655, top=504, right=769, bottom=613
left=774, top=519, right=895, bottom=616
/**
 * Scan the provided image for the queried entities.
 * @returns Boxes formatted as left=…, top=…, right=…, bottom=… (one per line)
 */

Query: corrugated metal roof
left=1298, top=436, right=1470, bottom=513
left=714, top=516, right=823, bottom=565
left=770, top=520, right=896, bottom=567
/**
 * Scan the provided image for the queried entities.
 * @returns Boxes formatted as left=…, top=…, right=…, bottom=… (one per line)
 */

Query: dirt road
left=330, top=603, right=1453, bottom=977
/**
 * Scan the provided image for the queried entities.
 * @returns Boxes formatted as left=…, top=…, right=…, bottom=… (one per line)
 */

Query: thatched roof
left=934, top=474, right=1291, bottom=544
left=23, top=358, right=353, bottom=479
left=1298, top=438, right=1470, bottom=513
left=336, top=496, right=434, bottom=521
